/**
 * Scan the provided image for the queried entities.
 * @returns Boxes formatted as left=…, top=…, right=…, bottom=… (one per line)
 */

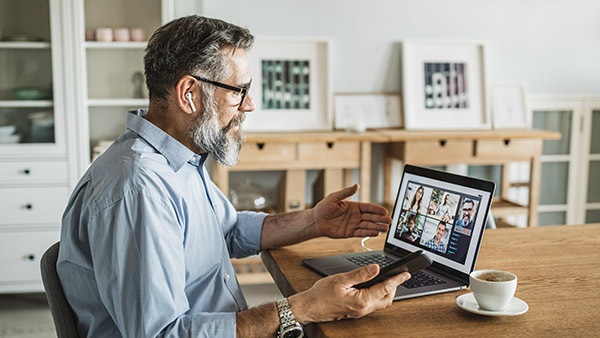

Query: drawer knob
left=439, top=140, right=447, bottom=147
left=26, top=254, right=35, bottom=261
left=24, top=204, right=33, bottom=210
left=257, top=143, right=265, bottom=150
left=326, top=142, right=335, bottom=149
left=503, top=139, right=511, bottom=146
left=22, top=168, right=31, bottom=175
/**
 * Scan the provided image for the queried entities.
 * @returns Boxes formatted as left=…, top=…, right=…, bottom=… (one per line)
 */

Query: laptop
left=302, top=164, right=496, bottom=300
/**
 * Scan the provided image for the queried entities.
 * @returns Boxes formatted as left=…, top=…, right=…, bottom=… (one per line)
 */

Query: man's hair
left=462, top=199, right=474, bottom=207
left=438, top=221, right=447, bottom=230
left=144, top=15, right=254, bottom=103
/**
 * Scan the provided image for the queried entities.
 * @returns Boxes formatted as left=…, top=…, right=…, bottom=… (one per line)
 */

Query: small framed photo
left=401, top=40, right=490, bottom=130
left=491, top=83, right=529, bottom=129
left=243, top=37, right=333, bottom=132
left=334, top=93, right=402, bottom=131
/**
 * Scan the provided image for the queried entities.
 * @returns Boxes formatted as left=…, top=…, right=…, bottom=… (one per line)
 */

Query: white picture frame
left=242, top=37, right=333, bottom=132
left=402, top=40, right=490, bottom=130
left=334, top=93, right=402, bottom=131
left=491, top=83, right=530, bottom=129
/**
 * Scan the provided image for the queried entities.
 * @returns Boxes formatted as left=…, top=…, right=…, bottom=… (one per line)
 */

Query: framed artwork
left=334, top=93, right=402, bottom=131
left=242, top=37, right=333, bottom=132
left=401, top=40, right=490, bottom=130
left=491, top=83, right=530, bottom=129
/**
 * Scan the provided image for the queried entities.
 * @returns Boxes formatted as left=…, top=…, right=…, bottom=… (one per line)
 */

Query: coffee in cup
left=469, top=270, right=517, bottom=311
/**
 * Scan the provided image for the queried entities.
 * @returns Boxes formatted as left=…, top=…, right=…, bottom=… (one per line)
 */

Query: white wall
left=176, top=0, right=600, bottom=203
left=195, top=0, right=600, bottom=95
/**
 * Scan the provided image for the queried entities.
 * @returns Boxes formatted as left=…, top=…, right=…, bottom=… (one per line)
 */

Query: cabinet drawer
left=0, top=230, right=60, bottom=283
left=477, top=139, right=542, bottom=161
left=0, top=161, right=68, bottom=184
left=0, top=187, right=69, bottom=225
left=298, top=142, right=360, bottom=167
left=401, top=140, right=473, bottom=164
left=238, top=143, right=296, bottom=164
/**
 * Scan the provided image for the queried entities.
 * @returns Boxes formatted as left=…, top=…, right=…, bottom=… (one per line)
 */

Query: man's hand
left=313, top=184, right=392, bottom=238
left=288, top=265, right=411, bottom=323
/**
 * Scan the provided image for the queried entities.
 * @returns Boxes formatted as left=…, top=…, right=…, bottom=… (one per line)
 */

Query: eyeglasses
left=192, top=75, right=251, bottom=108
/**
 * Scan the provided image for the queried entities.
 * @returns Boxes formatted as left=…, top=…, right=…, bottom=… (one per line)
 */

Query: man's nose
left=239, top=95, right=255, bottom=113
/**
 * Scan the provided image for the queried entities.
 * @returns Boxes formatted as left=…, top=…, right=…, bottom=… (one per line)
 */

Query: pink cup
left=95, top=27, right=113, bottom=42
left=130, top=28, right=146, bottom=42
left=113, top=28, right=130, bottom=42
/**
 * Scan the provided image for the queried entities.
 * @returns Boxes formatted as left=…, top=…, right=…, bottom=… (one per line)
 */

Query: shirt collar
left=126, top=109, right=207, bottom=171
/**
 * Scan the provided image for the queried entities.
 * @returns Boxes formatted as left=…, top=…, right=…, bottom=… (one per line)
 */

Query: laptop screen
left=385, top=165, right=495, bottom=275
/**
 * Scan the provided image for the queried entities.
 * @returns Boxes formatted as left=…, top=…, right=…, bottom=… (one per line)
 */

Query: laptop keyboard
left=346, top=254, right=395, bottom=268
left=347, top=254, right=447, bottom=289
left=401, top=270, right=446, bottom=289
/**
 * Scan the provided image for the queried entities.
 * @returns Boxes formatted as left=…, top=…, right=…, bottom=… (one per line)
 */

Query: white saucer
left=456, top=292, right=529, bottom=316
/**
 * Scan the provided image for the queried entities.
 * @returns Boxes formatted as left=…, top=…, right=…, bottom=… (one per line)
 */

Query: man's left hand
left=312, top=184, right=392, bottom=238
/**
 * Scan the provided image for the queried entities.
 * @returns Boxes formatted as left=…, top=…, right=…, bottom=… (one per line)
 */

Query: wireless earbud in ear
left=185, top=92, right=197, bottom=112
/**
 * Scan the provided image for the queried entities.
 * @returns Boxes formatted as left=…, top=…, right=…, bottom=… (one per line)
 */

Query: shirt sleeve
left=88, top=190, right=237, bottom=337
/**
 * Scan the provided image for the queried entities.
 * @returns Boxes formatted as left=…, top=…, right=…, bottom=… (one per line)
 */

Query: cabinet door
left=529, top=97, right=581, bottom=226
left=582, top=102, right=600, bottom=223
left=0, top=0, right=68, bottom=156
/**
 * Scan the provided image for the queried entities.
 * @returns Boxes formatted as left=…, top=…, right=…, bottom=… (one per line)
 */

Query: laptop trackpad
left=302, top=256, right=357, bottom=276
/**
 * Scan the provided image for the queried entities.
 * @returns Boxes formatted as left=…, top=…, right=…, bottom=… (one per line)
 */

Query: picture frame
left=491, top=83, right=530, bottom=129
left=334, top=93, right=402, bottom=131
left=401, top=40, right=490, bottom=130
left=242, top=37, right=333, bottom=132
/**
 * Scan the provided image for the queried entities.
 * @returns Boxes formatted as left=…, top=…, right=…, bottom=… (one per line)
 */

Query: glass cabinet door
left=530, top=98, right=580, bottom=226
left=584, top=104, right=600, bottom=223
left=0, top=0, right=65, bottom=155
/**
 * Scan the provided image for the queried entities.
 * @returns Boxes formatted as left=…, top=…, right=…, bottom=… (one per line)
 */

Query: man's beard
left=188, top=97, right=246, bottom=167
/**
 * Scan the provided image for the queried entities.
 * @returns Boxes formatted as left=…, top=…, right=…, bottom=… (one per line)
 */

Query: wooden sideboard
left=211, top=129, right=560, bottom=224
left=211, top=131, right=388, bottom=212
left=378, top=129, right=560, bottom=227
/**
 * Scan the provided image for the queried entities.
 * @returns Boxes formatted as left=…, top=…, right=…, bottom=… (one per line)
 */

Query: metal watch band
left=276, top=298, right=296, bottom=327
left=276, top=298, right=304, bottom=338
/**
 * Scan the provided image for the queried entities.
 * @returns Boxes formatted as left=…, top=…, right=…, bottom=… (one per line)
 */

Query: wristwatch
left=276, top=298, right=304, bottom=338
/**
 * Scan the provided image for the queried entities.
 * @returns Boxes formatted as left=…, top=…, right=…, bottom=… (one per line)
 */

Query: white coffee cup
left=469, top=270, right=517, bottom=311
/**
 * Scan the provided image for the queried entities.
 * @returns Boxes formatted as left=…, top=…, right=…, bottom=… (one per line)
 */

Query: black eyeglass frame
left=192, top=75, right=251, bottom=108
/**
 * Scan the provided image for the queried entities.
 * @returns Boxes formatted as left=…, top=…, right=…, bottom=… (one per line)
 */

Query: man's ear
left=175, top=76, right=200, bottom=115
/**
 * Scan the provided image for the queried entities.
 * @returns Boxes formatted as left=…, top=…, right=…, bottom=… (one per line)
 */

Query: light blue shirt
left=57, top=109, right=267, bottom=337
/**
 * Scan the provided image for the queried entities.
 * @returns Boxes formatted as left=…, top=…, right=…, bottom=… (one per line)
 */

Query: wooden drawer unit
left=476, top=139, right=542, bottom=161
left=390, top=140, right=473, bottom=165
left=298, top=141, right=360, bottom=167
left=0, top=160, right=68, bottom=184
left=0, top=230, right=60, bottom=286
left=0, top=187, right=69, bottom=225
left=237, top=142, right=296, bottom=168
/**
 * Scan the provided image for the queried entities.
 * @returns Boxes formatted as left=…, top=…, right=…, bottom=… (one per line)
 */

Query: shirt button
left=225, top=273, right=230, bottom=281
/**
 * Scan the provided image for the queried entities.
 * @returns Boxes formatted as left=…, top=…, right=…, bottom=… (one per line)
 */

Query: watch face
left=282, top=326, right=304, bottom=338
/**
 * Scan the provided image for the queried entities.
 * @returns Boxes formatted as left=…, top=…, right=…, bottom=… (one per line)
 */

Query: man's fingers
left=339, top=264, right=379, bottom=286
left=328, top=184, right=359, bottom=202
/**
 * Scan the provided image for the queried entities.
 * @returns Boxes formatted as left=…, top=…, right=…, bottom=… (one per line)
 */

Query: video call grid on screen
left=386, top=172, right=492, bottom=275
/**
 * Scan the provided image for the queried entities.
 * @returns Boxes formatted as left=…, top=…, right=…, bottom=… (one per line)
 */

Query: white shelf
left=0, top=100, right=53, bottom=108
left=0, top=42, right=51, bottom=49
left=85, top=41, right=146, bottom=49
left=87, top=98, right=148, bottom=107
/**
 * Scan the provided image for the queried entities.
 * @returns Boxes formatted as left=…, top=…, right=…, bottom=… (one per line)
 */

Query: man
left=57, top=15, right=410, bottom=337
left=399, top=213, right=419, bottom=242
left=423, top=221, right=447, bottom=253
left=455, top=199, right=476, bottom=229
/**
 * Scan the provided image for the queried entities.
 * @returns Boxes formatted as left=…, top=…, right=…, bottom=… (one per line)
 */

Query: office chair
left=40, top=242, right=80, bottom=338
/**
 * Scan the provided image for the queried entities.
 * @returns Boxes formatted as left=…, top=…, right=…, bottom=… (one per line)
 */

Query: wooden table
left=261, top=224, right=600, bottom=337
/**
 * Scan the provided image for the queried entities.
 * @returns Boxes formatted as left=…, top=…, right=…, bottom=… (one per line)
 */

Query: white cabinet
left=72, top=0, right=174, bottom=168
left=528, top=95, right=600, bottom=225
left=0, top=0, right=75, bottom=293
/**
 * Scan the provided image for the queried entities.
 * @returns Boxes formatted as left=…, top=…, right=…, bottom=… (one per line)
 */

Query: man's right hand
left=287, top=264, right=411, bottom=324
